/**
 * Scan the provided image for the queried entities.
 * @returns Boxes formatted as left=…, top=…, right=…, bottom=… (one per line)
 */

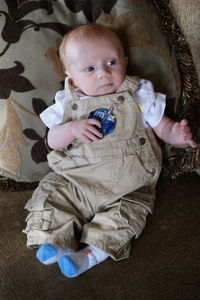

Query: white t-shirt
left=40, top=79, right=166, bottom=129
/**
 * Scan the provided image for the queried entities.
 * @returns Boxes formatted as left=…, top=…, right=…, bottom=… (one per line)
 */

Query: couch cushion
left=0, top=172, right=199, bottom=299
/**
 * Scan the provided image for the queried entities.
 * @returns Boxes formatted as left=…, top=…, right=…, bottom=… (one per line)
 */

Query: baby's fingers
left=186, top=138, right=197, bottom=148
left=183, top=130, right=196, bottom=148
left=180, top=119, right=188, bottom=126
left=85, top=128, right=102, bottom=141
left=180, top=120, right=197, bottom=148
left=88, top=118, right=102, bottom=128
left=182, top=125, right=191, bottom=135
left=87, top=125, right=102, bottom=139
left=79, top=130, right=99, bottom=144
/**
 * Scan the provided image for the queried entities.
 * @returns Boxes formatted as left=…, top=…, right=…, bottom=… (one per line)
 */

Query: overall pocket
left=112, top=152, right=158, bottom=196
left=24, top=172, right=67, bottom=211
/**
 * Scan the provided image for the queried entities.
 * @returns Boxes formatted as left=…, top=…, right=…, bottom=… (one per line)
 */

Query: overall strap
left=116, top=75, right=140, bottom=95
left=62, top=75, right=140, bottom=123
left=64, top=76, right=80, bottom=102
left=64, top=75, right=140, bottom=102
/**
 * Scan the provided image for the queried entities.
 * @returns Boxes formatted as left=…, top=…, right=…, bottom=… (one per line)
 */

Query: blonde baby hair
left=59, top=23, right=124, bottom=71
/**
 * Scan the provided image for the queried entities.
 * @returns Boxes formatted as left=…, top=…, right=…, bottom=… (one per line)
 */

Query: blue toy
left=88, top=106, right=117, bottom=137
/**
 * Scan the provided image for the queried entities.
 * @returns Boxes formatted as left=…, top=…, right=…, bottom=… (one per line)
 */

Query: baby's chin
left=86, top=85, right=118, bottom=97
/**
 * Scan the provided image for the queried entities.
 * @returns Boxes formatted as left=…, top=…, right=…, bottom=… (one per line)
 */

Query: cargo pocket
left=23, top=209, right=52, bottom=234
left=23, top=172, right=68, bottom=233
left=120, top=199, right=149, bottom=239
left=25, top=172, right=67, bottom=211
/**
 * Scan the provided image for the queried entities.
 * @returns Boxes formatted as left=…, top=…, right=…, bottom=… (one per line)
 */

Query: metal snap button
left=67, top=144, right=73, bottom=150
left=71, top=103, right=78, bottom=110
left=139, top=137, right=146, bottom=145
left=117, top=95, right=125, bottom=103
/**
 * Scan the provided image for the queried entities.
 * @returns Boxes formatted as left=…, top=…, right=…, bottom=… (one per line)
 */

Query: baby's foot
left=58, top=245, right=109, bottom=277
left=36, top=243, right=73, bottom=265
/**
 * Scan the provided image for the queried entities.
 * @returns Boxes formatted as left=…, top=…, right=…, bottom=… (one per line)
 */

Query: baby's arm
left=153, top=115, right=196, bottom=148
left=48, top=119, right=102, bottom=150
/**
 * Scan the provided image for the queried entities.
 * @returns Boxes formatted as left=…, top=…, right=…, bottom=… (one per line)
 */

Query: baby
left=23, top=24, right=196, bottom=278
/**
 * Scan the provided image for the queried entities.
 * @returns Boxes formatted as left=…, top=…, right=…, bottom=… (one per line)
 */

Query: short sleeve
left=134, top=79, right=166, bottom=128
left=39, top=90, right=66, bottom=128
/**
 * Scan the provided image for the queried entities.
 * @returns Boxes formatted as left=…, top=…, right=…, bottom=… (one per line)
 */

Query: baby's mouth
left=99, top=83, right=113, bottom=88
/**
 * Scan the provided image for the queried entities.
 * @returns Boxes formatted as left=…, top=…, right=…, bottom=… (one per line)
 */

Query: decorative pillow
left=0, top=0, right=199, bottom=186
left=0, top=0, right=88, bottom=182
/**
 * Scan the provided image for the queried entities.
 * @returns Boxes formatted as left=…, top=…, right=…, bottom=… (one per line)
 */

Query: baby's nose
left=97, top=66, right=110, bottom=79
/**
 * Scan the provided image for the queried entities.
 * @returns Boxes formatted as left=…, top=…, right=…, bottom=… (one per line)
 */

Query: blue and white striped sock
left=36, top=243, right=74, bottom=265
left=58, top=245, right=109, bottom=278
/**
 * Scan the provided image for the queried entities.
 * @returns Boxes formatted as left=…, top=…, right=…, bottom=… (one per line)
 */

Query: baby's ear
left=124, top=56, right=128, bottom=68
left=67, top=77, right=78, bottom=89
left=65, top=70, right=69, bottom=76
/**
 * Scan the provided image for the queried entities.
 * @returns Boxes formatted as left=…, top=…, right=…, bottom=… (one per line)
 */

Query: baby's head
left=59, top=23, right=128, bottom=97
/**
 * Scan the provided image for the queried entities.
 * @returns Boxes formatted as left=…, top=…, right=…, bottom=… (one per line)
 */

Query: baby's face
left=65, top=36, right=128, bottom=97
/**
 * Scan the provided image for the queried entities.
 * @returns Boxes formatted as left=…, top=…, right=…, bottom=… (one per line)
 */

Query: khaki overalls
left=24, top=76, right=162, bottom=260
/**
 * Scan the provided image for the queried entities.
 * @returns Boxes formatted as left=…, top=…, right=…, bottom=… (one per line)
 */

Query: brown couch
left=0, top=172, right=199, bottom=299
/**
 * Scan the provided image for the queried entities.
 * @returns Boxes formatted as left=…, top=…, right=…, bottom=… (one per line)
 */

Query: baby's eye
left=84, top=66, right=95, bottom=72
left=107, top=60, right=116, bottom=66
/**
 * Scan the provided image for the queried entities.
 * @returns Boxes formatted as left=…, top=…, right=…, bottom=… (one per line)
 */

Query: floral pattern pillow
left=0, top=0, right=181, bottom=182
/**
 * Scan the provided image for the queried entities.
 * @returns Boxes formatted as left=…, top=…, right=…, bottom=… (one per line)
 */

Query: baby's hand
left=70, top=119, right=102, bottom=144
left=171, top=119, right=196, bottom=148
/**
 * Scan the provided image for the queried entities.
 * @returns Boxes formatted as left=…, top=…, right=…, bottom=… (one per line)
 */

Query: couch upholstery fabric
left=0, top=172, right=199, bottom=299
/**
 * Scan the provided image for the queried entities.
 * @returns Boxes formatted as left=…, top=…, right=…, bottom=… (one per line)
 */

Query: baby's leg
left=56, top=199, right=149, bottom=278
left=80, top=199, right=150, bottom=261
left=23, top=172, right=90, bottom=264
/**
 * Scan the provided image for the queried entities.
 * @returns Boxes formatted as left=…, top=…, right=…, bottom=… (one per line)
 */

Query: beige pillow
left=0, top=0, right=88, bottom=181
